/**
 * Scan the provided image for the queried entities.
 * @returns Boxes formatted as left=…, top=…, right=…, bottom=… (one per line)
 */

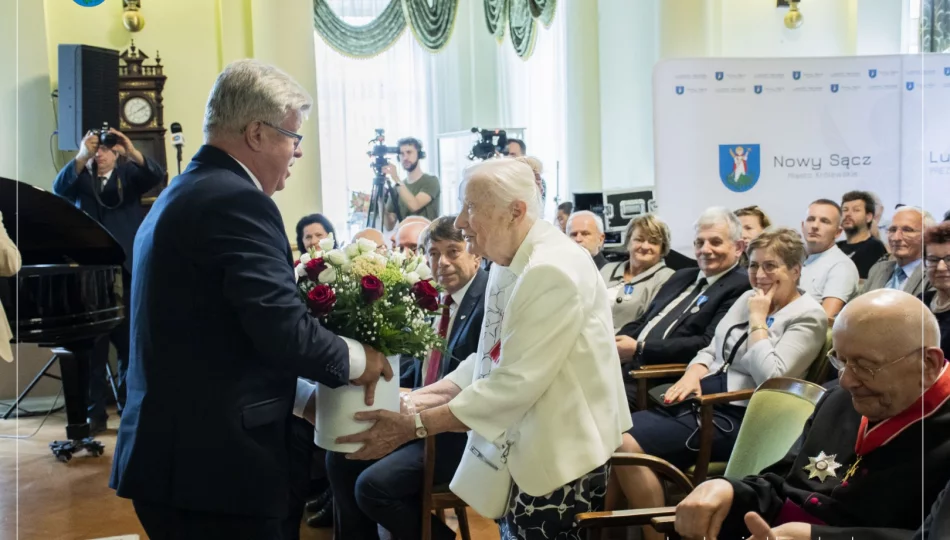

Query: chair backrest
left=723, top=377, right=826, bottom=480
left=804, top=327, right=833, bottom=384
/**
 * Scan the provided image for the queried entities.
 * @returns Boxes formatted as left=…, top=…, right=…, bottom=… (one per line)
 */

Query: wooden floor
left=0, top=407, right=500, bottom=540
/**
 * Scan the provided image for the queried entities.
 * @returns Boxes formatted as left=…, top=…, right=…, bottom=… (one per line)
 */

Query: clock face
left=123, top=96, right=153, bottom=126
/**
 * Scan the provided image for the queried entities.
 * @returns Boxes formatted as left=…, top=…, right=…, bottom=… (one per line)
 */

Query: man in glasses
left=674, top=289, right=950, bottom=540
left=862, top=206, right=935, bottom=296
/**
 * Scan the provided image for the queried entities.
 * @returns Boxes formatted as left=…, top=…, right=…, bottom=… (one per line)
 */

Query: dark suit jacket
left=53, top=157, right=164, bottom=273
left=402, top=268, right=488, bottom=388
left=618, top=265, right=751, bottom=365
left=110, top=145, right=351, bottom=519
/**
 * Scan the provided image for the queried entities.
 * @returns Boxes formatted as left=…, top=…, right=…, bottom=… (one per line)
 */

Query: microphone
left=170, top=122, right=184, bottom=175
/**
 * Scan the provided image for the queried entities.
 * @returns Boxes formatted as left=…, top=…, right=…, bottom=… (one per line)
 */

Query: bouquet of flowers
left=294, top=234, right=444, bottom=359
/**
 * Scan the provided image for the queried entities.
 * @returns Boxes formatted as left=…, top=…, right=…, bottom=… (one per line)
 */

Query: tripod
left=366, top=172, right=401, bottom=229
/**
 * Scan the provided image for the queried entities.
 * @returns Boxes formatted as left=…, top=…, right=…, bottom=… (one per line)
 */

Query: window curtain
left=921, top=0, right=950, bottom=52
left=315, top=0, right=433, bottom=241
left=496, top=7, right=567, bottom=221
left=484, top=0, right=557, bottom=58
left=313, top=0, right=458, bottom=58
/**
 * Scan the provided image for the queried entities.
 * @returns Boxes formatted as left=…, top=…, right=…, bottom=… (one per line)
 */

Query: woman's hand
left=663, top=365, right=708, bottom=404
left=747, top=287, right=774, bottom=327
left=615, top=335, right=638, bottom=360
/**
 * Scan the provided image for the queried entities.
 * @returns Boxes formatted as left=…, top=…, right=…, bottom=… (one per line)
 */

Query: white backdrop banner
left=654, top=55, right=949, bottom=253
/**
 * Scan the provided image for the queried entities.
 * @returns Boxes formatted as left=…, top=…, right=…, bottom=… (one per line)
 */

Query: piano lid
left=0, top=176, right=125, bottom=266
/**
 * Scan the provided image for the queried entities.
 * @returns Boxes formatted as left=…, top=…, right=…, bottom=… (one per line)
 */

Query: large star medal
left=803, top=451, right=842, bottom=482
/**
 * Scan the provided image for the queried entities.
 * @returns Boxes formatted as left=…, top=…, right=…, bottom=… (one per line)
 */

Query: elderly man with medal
left=674, top=289, right=950, bottom=540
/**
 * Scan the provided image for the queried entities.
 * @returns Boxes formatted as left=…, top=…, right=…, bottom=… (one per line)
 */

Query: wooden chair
left=421, top=435, right=472, bottom=540
left=579, top=377, right=827, bottom=540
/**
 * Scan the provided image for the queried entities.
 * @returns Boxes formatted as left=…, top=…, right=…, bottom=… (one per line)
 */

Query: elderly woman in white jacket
left=338, top=158, right=631, bottom=539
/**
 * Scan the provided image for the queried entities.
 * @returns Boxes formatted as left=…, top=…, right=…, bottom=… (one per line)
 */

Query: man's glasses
left=828, top=347, right=922, bottom=381
left=925, top=255, right=950, bottom=268
left=886, top=225, right=921, bottom=237
left=261, top=121, right=303, bottom=150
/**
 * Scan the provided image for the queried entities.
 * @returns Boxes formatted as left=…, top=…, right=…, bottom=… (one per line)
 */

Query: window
left=903, top=0, right=922, bottom=53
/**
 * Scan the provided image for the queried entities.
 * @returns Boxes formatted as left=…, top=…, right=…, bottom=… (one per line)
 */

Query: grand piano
left=0, top=176, right=125, bottom=461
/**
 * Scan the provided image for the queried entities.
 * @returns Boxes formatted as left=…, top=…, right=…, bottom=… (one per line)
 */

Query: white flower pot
left=314, top=354, right=401, bottom=453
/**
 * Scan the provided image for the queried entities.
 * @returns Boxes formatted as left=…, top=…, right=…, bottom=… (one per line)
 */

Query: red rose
left=306, top=284, right=336, bottom=316
left=411, top=280, right=440, bottom=311
left=305, top=258, right=327, bottom=282
left=360, top=275, right=385, bottom=304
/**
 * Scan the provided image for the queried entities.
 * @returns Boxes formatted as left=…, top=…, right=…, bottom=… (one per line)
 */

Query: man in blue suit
left=326, top=215, right=488, bottom=540
left=53, top=128, right=165, bottom=431
left=110, top=59, right=391, bottom=540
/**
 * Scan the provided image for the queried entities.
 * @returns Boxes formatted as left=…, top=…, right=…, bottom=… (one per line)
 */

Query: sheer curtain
left=496, top=12, right=568, bottom=222
left=315, top=0, right=433, bottom=241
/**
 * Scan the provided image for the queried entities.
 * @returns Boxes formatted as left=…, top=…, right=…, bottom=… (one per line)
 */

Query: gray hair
left=461, top=158, right=540, bottom=222
left=204, top=59, right=313, bottom=140
left=694, top=206, right=743, bottom=242
left=893, top=206, right=937, bottom=229
left=566, top=210, right=605, bottom=234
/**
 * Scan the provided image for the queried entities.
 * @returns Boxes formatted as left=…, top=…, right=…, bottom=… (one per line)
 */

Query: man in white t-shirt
left=800, top=199, right=859, bottom=320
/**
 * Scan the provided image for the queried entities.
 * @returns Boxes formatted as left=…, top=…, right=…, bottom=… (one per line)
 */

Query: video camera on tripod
left=364, top=129, right=402, bottom=228
left=468, top=127, right=508, bottom=160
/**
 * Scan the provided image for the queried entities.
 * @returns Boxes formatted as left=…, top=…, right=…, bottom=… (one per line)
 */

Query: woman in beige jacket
left=0, top=211, right=21, bottom=362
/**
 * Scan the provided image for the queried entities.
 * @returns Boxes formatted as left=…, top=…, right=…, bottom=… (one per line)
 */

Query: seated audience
left=924, top=222, right=950, bottom=353
left=351, top=227, right=386, bottom=252
left=601, top=214, right=676, bottom=333
left=615, top=228, right=826, bottom=540
left=556, top=201, right=573, bottom=233
left=675, top=290, right=950, bottom=540
left=326, top=216, right=486, bottom=540
left=734, top=205, right=771, bottom=243
left=862, top=206, right=934, bottom=296
left=0, top=210, right=20, bottom=363
left=295, top=213, right=337, bottom=254
left=838, top=190, right=888, bottom=279
left=800, top=199, right=859, bottom=321
left=615, top=207, right=751, bottom=408
left=393, top=217, right=430, bottom=254
left=566, top=210, right=608, bottom=269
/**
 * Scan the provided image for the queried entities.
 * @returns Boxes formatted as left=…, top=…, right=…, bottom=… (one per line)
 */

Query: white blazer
left=445, top=220, right=631, bottom=497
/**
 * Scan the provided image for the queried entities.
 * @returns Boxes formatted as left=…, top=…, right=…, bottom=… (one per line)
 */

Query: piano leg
left=48, top=345, right=104, bottom=462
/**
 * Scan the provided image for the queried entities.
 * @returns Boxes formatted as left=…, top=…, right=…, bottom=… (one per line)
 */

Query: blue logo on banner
left=718, top=144, right=761, bottom=193
left=754, top=85, right=763, bottom=94
left=715, top=71, right=724, bottom=81
left=792, top=71, right=801, bottom=80
left=73, top=0, right=106, bottom=5
left=868, top=69, right=877, bottom=78
left=907, top=81, right=915, bottom=91
left=676, top=86, right=685, bottom=95
left=945, top=67, right=950, bottom=76
left=830, top=84, right=839, bottom=93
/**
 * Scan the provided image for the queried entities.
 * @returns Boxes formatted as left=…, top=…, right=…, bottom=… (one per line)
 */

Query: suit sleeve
left=733, top=312, right=827, bottom=385
left=448, top=266, right=583, bottom=443
left=123, top=157, right=165, bottom=195
left=52, top=160, right=83, bottom=202
left=196, top=188, right=350, bottom=387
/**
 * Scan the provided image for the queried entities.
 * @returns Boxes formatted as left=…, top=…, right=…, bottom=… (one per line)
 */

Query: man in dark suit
left=615, top=207, right=751, bottom=409
left=53, top=127, right=165, bottom=431
left=109, top=59, right=390, bottom=540
left=326, top=215, right=487, bottom=540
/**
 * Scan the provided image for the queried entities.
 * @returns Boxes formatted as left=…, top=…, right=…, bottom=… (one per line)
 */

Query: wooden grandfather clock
left=117, top=40, right=167, bottom=204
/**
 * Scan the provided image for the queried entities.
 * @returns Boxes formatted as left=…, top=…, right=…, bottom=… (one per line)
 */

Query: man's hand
left=745, top=512, right=810, bottom=540
left=110, top=128, right=144, bottom=165
left=615, top=335, right=638, bottom=360
left=75, top=131, right=100, bottom=166
left=336, top=409, right=415, bottom=460
left=350, top=344, right=393, bottom=406
left=381, top=163, right=400, bottom=184
left=674, top=478, right=734, bottom=539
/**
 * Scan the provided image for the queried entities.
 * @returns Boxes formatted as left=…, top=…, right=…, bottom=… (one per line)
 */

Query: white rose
left=415, top=264, right=432, bottom=280
left=344, top=242, right=360, bottom=258
left=405, top=271, right=421, bottom=285
left=299, top=252, right=312, bottom=264
left=295, top=263, right=308, bottom=279
left=373, top=252, right=389, bottom=265
left=318, top=267, right=337, bottom=284
left=357, top=238, right=377, bottom=254
left=326, top=249, right=347, bottom=266
left=391, top=251, right=406, bottom=267
left=319, top=234, right=336, bottom=252
left=341, top=262, right=352, bottom=274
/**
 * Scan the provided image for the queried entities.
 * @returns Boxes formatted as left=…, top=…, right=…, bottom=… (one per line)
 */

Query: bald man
left=675, top=289, right=950, bottom=540
left=394, top=219, right=429, bottom=254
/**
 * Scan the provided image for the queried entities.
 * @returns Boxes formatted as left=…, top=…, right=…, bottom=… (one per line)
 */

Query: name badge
left=766, top=316, right=775, bottom=328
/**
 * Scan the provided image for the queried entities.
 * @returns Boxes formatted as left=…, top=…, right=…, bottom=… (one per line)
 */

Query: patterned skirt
left=498, top=463, right=610, bottom=540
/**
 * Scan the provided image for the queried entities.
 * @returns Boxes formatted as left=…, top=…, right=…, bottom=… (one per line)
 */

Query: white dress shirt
left=226, top=155, right=368, bottom=416
left=420, top=276, right=474, bottom=380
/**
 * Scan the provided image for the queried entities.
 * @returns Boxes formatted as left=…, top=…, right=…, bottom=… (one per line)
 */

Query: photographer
left=53, top=127, right=165, bottom=433
left=382, top=137, right=441, bottom=230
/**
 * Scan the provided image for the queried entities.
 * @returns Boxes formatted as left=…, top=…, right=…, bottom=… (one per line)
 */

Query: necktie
left=889, top=267, right=907, bottom=290
left=645, top=278, right=708, bottom=342
left=98, top=176, right=109, bottom=188
left=424, top=295, right=454, bottom=386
